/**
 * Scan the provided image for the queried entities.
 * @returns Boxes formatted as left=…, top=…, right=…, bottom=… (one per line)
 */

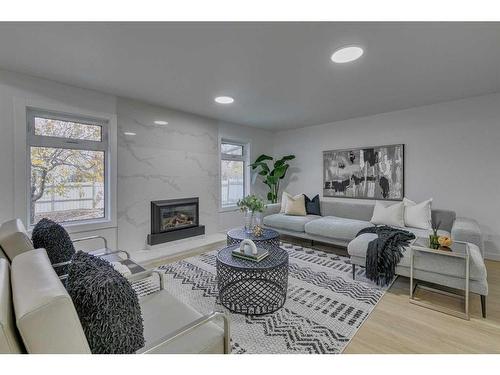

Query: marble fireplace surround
left=117, top=98, right=220, bottom=254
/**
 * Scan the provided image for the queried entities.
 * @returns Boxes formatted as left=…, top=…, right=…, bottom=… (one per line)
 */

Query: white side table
left=409, top=237, right=470, bottom=320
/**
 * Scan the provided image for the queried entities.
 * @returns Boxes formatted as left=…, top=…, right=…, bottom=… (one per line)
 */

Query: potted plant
left=237, top=195, right=265, bottom=232
left=250, top=154, right=296, bottom=203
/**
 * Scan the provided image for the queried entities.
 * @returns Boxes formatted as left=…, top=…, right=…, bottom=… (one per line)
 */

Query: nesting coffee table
left=226, top=227, right=280, bottom=249
left=216, top=244, right=289, bottom=315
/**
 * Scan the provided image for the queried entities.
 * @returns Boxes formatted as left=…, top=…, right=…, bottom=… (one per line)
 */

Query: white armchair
left=8, top=249, right=230, bottom=354
left=0, top=219, right=231, bottom=354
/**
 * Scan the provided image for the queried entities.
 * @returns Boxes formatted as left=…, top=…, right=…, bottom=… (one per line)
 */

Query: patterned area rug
left=133, top=242, right=389, bottom=354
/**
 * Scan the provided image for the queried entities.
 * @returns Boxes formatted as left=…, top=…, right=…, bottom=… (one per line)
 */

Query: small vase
left=244, top=211, right=255, bottom=233
left=254, top=212, right=262, bottom=227
left=429, top=234, right=440, bottom=250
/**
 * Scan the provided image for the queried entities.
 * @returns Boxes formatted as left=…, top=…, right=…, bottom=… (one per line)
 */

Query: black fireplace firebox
left=147, top=197, right=205, bottom=246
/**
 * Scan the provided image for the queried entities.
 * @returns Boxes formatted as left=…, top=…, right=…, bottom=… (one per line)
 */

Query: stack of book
left=232, top=246, right=269, bottom=262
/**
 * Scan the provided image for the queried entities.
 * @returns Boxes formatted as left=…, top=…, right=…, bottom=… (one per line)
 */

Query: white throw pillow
left=284, top=194, right=307, bottom=216
left=403, top=198, right=433, bottom=230
left=370, top=201, right=405, bottom=227
left=280, top=192, right=293, bottom=213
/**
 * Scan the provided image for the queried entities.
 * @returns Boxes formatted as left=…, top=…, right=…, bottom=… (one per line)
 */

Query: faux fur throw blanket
left=356, top=226, right=415, bottom=286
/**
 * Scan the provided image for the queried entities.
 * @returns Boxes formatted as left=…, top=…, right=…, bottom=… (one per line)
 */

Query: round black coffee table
left=216, top=244, right=289, bottom=315
left=226, top=227, right=280, bottom=249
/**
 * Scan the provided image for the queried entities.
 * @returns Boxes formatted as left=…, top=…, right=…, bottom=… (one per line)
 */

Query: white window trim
left=26, top=108, right=110, bottom=227
left=219, top=137, right=250, bottom=212
left=14, top=97, right=117, bottom=234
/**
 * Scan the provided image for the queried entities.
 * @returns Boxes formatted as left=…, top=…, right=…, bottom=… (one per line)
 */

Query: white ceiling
left=0, top=22, right=499, bottom=130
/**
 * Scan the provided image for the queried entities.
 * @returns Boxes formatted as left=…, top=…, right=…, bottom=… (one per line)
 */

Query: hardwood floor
left=281, top=235, right=500, bottom=353
left=145, top=235, right=500, bottom=354
left=345, top=258, right=500, bottom=354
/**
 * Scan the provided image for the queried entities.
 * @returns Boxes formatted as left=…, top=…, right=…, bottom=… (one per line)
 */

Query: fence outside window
left=33, top=182, right=105, bottom=223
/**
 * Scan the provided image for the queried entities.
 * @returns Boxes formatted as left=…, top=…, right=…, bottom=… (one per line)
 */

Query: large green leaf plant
left=250, top=154, right=295, bottom=203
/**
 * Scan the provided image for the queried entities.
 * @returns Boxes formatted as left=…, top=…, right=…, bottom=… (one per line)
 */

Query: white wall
left=273, top=93, right=500, bottom=260
left=0, top=69, right=118, bottom=249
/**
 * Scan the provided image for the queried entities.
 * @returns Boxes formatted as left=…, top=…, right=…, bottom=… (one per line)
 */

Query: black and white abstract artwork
left=323, top=144, right=404, bottom=200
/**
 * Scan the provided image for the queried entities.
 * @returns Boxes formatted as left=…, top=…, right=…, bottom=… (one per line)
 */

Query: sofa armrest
left=263, top=203, right=281, bottom=218
left=451, top=217, right=484, bottom=257
left=137, top=311, right=230, bottom=354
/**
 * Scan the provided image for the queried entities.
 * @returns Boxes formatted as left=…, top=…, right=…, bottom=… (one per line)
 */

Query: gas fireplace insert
left=148, top=197, right=205, bottom=245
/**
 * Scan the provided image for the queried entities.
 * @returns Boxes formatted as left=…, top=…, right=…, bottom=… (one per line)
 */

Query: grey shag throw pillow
left=32, top=218, right=75, bottom=265
left=66, top=251, right=145, bottom=354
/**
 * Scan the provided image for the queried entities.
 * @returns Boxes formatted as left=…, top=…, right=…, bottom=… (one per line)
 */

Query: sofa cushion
left=320, top=200, right=374, bottom=221
left=139, top=290, right=224, bottom=353
left=263, top=214, right=320, bottom=232
left=11, top=249, right=90, bottom=353
left=348, top=233, right=486, bottom=281
left=305, top=216, right=373, bottom=241
left=66, top=251, right=144, bottom=354
left=32, top=218, right=75, bottom=266
left=0, top=259, right=24, bottom=353
left=0, top=219, right=34, bottom=262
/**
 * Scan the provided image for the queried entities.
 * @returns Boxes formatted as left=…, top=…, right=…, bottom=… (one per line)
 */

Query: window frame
left=219, top=139, right=249, bottom=211
left=26, top=108, right=110, bottom=227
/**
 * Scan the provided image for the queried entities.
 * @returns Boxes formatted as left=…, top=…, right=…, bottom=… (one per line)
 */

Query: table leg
left=465, top=251, right=470, bottom=319
left=409, top=248, right=414, bottom=299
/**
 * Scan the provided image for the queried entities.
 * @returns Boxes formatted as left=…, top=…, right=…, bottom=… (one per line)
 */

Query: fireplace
left=147, top=197, right=205, bottom=246
left=152, top=198, right=199, bottom=233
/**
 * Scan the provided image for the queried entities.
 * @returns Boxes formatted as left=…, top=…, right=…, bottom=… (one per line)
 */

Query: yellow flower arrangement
left=438, top=236, right=453, bottom=248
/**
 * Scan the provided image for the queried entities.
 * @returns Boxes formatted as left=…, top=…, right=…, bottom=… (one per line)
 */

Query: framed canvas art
left=323, top=144, right=404, bottom=200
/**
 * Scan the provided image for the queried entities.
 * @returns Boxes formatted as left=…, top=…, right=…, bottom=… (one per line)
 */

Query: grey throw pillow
left=66, top=251, right=145, bottom=354
left=32, top=218, right=75, bottom=265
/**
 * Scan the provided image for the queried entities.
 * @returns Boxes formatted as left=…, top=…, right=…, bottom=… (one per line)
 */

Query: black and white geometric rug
left=134, top=242, right=389, bottom=354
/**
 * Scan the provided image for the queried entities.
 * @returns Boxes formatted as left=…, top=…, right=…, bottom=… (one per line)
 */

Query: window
left=27, top=109, right=109, bottom=226
left=220, top=141, right=247, bottom=208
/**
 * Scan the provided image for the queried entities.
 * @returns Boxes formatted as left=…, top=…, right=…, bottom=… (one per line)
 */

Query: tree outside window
left=28, top=112, right=108, bottom=225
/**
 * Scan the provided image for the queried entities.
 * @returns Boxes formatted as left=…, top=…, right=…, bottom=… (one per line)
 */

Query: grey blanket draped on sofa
left=356, top=226, right=415, bottom=286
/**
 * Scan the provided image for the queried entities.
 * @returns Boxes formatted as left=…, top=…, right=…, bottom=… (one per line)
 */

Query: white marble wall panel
left=117, top=98, right=219, bottom=252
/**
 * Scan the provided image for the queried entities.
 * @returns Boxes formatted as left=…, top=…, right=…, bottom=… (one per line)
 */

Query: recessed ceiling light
left=154, top=120, right=168, bottom=125
left=123, top=131, right=136, bottom=136
left=214, top=96, right=234, bottom=104
left=331, top=46, right=364, bottom=64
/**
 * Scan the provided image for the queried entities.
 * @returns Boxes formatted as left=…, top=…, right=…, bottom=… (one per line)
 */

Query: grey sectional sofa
left=262, top=199, right=488, bottom=317
left=262, top=200, right=475, bottom=250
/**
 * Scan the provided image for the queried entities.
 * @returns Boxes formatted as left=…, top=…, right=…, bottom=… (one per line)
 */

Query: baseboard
left=484, top=251, right=500, bottom=261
